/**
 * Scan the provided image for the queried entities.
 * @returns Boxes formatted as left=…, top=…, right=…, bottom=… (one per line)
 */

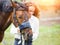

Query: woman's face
left=28, top=6, right=35, bottom=15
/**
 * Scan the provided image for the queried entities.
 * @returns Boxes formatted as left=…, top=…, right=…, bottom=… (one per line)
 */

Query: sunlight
left=39, top=0, right=55, bottom=6
left=30, top=0, right=56, bottom=6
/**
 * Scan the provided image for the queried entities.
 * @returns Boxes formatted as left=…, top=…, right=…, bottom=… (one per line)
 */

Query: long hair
left=25, top=2, right=40, bottom=18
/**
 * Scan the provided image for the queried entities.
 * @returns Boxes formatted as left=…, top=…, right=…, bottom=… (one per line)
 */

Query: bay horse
left=0, top=0, right=29, bottom=42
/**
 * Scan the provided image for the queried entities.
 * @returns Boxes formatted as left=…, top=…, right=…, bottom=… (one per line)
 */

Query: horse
left=0, top=0, right=29, bottom=42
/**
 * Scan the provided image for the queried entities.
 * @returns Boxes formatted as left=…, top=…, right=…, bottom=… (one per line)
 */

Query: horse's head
left=13, top=2, right=29, bottom=27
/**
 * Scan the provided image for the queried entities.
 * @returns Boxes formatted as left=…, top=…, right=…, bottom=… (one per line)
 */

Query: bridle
left=13, top=8, right=20, bottom=27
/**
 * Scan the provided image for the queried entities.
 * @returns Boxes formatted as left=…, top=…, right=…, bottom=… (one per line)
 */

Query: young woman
left=26, top=2, right=40, bottom=41
left=25, top=2, right=40, bottom=45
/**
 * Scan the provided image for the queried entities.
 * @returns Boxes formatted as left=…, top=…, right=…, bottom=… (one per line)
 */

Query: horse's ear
left=10, top=0, right=18, bottom=8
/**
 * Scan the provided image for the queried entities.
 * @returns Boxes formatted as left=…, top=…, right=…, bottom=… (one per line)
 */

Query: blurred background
left=0, top=0, right=60, bottom=45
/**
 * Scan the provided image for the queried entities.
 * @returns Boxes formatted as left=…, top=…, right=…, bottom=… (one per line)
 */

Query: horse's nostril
left=18, top=16, right=22, bottom=19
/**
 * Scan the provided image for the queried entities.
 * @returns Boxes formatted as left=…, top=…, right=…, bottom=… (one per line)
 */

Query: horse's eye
left=18, top=16, right=22, bottom=19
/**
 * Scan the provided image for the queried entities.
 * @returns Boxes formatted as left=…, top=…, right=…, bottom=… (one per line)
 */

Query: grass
left=33, top=24, right=60, bottom=45
left=0, top=24, right=60, bottom=45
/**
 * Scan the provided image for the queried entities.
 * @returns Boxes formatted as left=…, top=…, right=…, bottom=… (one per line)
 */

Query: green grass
left=33, top=24, right=60, bottom=45
left=0, top=24, right=60, bottom=45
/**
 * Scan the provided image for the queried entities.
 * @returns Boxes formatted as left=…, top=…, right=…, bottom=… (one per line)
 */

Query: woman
left=26, top=2, right=40, bottom=41
left=25, top=2, right=40, bottom=45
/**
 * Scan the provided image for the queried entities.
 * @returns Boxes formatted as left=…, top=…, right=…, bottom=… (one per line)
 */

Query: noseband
left=13, top=8, right=20, bottom=27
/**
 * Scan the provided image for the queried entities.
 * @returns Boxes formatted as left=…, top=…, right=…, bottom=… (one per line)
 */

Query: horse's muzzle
left=19, top=21, right=31, bottom=31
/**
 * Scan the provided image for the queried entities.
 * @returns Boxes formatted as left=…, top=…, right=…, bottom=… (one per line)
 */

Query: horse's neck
left=0, top=12, right=6, bottom=28
left=0, top=12, right=12, bottom=31
left=0, top=12, right=12, bottom=42
left=2, top=16, right=12, bottom=31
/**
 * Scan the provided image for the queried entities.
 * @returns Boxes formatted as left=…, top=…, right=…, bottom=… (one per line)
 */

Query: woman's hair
left=25, top=2, right=40, bottom=18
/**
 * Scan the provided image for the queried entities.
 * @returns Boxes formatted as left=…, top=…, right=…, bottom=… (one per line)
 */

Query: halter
left=13, top=8, right=20, bottom=27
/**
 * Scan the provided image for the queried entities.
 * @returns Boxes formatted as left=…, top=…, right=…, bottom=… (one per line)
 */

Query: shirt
left=10, top=23, right=21, bottom=39
left=29, top=15, right=39, bottom=41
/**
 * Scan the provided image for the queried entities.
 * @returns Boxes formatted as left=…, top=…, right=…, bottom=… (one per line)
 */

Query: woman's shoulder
left=31, top=15, right=39, bottom=21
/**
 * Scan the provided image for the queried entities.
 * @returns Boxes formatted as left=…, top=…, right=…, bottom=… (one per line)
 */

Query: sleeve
left=10, top=23, right=18, bottom=34
left=32, top=18, right=40, bottom=41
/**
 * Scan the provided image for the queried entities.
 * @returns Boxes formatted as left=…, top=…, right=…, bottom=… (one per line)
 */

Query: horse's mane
left=25, top=2, right=40, bottom=18
left=0, top=0, right=13, bottom=13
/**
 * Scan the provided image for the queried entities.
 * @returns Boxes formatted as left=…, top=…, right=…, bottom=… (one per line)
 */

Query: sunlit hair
left=25, top=2, right=40, bottom=19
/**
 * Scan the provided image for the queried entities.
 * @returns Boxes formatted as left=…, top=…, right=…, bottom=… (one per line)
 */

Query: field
left=0, top=24, right=60, bottom=45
